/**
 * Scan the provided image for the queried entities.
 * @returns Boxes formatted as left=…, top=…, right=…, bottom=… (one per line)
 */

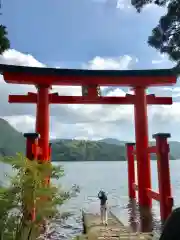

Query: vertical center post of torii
left=134, top=86, right=151, bottom=207
left=36, top=85, right=50, bottom=162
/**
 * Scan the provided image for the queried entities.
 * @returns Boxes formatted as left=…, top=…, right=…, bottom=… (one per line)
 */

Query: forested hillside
left=0, top=118, right=25, bottom=156
left=51, top=139, right=126, bottom=161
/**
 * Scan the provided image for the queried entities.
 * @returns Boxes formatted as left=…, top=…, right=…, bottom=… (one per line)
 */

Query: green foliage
left=131, top=0, right=180, bottom=67
left=0, top=153, right=79, bottom=240
left=131, top=0, right=167, bottom=13
left=147, top=1, right=180, bottom=66
left=0, top=25, right=10, bottom=54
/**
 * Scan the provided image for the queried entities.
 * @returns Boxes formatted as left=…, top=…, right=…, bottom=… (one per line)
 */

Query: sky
left=0, top=0, right=180, bottom=141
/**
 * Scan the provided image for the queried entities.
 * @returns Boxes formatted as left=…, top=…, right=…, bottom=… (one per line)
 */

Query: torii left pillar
left=23, top=132, right=40, bottom=222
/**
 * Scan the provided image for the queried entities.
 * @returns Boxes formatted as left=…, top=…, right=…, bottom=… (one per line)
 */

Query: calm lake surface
left=1, top=160, right=180, bottom=239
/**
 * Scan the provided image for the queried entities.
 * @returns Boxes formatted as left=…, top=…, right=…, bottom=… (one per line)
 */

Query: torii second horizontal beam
left=8, top=94, right=173, bottom=105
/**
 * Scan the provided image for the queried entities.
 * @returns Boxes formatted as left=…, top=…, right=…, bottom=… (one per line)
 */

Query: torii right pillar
left=35, top=85, right=50, bottom=162
left=134, top=86, right=151, bottom=208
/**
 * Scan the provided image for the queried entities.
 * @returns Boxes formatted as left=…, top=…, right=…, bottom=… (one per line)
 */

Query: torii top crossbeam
left=0, top=64, right=177, bottom=86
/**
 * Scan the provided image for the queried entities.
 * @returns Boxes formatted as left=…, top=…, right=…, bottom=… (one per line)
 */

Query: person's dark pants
left=160, top=207, right=180, bottom=240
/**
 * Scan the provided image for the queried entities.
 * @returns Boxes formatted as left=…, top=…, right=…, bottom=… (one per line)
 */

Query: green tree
left=131, top=0, right=180, bottom=67
left=0, top=25, right=10, bottom=54
left=0, top=153, right=79, bottom=240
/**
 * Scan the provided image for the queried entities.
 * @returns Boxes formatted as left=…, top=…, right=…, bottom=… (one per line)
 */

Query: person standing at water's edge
left=98, top=190, right=108, bottom=225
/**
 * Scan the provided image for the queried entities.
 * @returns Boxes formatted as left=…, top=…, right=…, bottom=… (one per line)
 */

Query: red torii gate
left=0, top=64, right=177, bottom=210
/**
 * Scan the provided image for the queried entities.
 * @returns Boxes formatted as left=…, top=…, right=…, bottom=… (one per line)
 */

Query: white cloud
left=149, top=86, right=180, bottom=99
left=107, top=88, right=126, bottom=96
left=4, top=115, right=35, bottom=133
left=0, top=49, right=45, bottom=67
left=0, top=49, right=179, bottom=141
left=83, top=55, right=136, bottom=70
left=116, top=0, right=131, bottom=9
left=152, top=53, right=169, bottom=65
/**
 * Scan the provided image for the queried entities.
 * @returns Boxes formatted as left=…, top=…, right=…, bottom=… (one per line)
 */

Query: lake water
left=1, top=160, right=180, bottom=239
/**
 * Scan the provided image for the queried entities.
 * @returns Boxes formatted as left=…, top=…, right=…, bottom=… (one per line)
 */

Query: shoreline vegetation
left=0, top=153, right=80, bottom=240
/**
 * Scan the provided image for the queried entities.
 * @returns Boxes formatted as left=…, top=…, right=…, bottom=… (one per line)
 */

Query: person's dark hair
left=98, top=190, right=107, bottom=199
left=159, top=207, right=180, bottom=240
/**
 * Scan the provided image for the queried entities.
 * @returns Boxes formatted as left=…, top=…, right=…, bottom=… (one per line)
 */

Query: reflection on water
left=127, top=199, right=139, bottom=232
left=126, top=199, right=160, bottom=233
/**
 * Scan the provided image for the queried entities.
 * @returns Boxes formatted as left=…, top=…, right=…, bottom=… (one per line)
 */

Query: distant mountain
left=0, top=118, right=25, bottom=156
left=51, top=139, right=126, bottom=161
left=0, top=120, right=127, bottom=161
left=167, top=142, right=180, bottom=160
left=0, top=118, right=179, bottom=161
left=100, top=138, right=179, bottom=160
left=98, top=138, right=124, bottom=145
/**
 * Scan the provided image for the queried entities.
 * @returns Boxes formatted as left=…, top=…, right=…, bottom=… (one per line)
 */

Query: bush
left=0, top=153, right=80, bottom=240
